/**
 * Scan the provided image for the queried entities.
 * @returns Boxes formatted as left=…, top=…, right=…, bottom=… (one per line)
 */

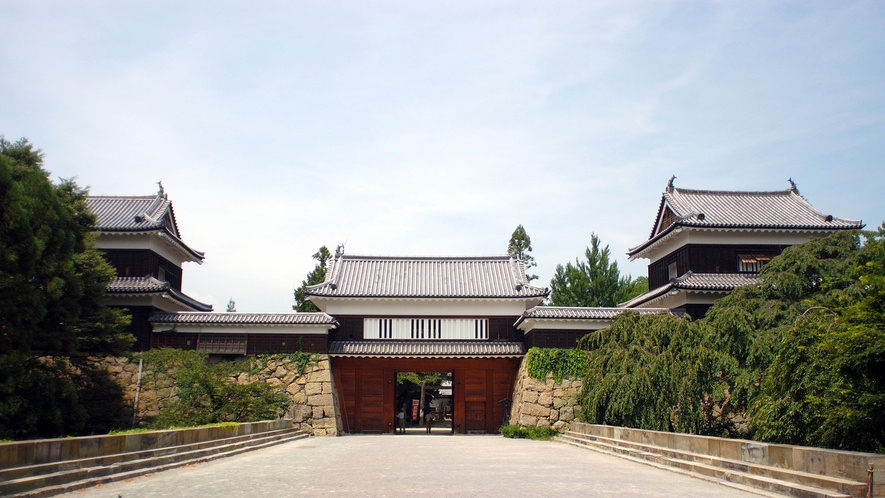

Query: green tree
left=226, top=298, right=236, bottom=312
left=561, top=228, right=885, bottom=453
left=0, top=137, right=132, bottom=439
left=549, top=233, right=647, bottom=307
left=293, top=246, right=332, bottom=312
left=577, top=312, right=737, bottom=435
left=508, top=224, right=538, bottom=281
left=705, top=228, right=885, bottom=452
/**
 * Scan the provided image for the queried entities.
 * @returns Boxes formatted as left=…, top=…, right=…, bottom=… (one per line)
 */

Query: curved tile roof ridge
left=150, top=311, right=337, bottom=325
left=328, top=340, right=525, bottom=358
left=306, top=253, right=549, bottom=299
left=86, top=191, right=204, bottom=261
left=629, top=182, right=863, bottom=258
left=107, top=275, right=170, bottom=293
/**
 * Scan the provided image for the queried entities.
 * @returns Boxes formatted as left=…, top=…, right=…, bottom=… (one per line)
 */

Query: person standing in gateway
left=397, top=408, right=406, bottom=433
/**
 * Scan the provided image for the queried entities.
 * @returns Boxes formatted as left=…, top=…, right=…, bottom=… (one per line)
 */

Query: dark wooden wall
left=101, top=249, right=183, bottom=290
left=331, top=356, right=520, bottom=434
left=149, top=333, right=327, bottom=354
left=648, top=244, right=788, bottom=289
left=524, top=329, right=589, bottom=349
left=123, top=306, right=155, bottom=352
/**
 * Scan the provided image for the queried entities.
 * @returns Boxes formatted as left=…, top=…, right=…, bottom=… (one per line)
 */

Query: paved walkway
left=65, top=434, right=767, bottom=497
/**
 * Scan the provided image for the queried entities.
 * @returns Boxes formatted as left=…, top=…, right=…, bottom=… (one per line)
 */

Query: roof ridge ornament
left=666, top=175, right=676, bottom=193
left=157, top=181, right=167, bottom=199
left=788, top=178, right=799, bottom=195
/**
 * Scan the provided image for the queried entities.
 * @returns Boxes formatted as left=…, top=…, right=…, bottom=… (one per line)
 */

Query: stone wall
left=92, top=354, right=340, bottom=437
left=508, top=356, right=583, bottom=431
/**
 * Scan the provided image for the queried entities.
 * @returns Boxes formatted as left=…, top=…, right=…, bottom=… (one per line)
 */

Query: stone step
left=0, top=427, right=299, bottom=482
left=562, top=432, right=866, bottom=497
left=559, top=433, right=865, bottom=498
left=2, top=429, right=308, bottom=497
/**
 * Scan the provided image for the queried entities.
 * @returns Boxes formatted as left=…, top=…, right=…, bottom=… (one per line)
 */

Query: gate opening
left=395, top=372, right=453, bottom=434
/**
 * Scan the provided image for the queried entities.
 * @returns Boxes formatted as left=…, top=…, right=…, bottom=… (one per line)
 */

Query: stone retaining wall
left=508, top=356, right=583, bottom=431
left=87, top=354, right=340, bottom=437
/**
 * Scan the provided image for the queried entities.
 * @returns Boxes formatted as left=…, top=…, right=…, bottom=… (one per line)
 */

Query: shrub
left=499, top=424, right=559, bottom=440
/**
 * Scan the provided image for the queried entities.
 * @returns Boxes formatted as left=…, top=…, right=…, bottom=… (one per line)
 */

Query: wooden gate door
left=333, top=364, right=394, bottom=433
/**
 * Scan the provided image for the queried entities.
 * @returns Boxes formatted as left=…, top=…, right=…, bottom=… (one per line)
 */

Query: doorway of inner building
left=331, top=356, right=520, bottom=434
left=395, top=372, right=453, bottom=435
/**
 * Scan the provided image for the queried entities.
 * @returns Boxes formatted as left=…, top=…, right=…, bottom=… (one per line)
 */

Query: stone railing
left=0, top=420, right=292, bottom=469
left=571, top=422, right=885, bottom=496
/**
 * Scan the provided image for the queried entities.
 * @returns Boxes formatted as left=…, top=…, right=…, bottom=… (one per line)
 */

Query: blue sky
left=2, top=1, right=883, bottom=312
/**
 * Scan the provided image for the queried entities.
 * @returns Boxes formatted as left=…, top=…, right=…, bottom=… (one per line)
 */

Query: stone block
left=559, top=406, right=574, bottom=422
left=308, top=394, right=334, bottom=406
left=518, top=414, right=538, bottom=426
left=553, top=397, right=567, bottom=409
left=538, top=391, right=553, bottom=406
left=306, top=371, right=328, bottom=383
left=305, top=382, right=323, bottom=396
left=741, top=442, right=768, bottom=465
left=322, top=382, right=332, bottom=394
left=524, top=377, right=548, bottom=391
left=522, top=390, right=539, bottom=404
left=266, top=377, right=283, bottom=387
left=286, top=383, right=302, bottom=396
left=314, top=429, right=327, bottom=436
left=536, top=418, right=551, bottom=428
left=282, top=371, right=296, bottom=385
left=549, top=409, right=559, bottom=422
left=292, top=405, right=312, bottom=422
left=312, top=406, right=325, bottom=419
left=274, top=366, right=287, bottom=378
left=323, top=405, right=336, bottom=418
left=521, top=403, right=550, bottom=418
left=552, top=420, right=568, bottom=431
left=313, top=417, right=335, bottom=429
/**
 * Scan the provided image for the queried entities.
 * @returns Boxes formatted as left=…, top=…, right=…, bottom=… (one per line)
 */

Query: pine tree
left=549, top=233, right=646, bottom=307
left=507, top=224, right=538, bottom=281
left=0, top=137, right=132, bottom=439
left=293, top=246, right=332, bottom=312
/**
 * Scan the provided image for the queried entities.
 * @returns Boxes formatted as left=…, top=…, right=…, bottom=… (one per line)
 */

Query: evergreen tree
left=508, top=224, right=538, bottom=281
left=0, top=137, right=132, bottom=439
left=226, top=298, right=236, bottom=312
left=549, top=233, right=647, bottom=307
left=293, top=246, right=332, bottom=312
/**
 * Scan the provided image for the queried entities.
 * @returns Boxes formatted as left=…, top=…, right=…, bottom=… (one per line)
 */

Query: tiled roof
left=108, top=276, right=170, bottom=293
left=628, top=182, right=863, bottom=258
left=671, top=272, right=759, bottom=291
left=620, top=271, right=758, bottom=308
left=306, top=254, right=549, bottom=299
left=87, top=195, right=174, bottom=232
left=150, top=312, right=337, bottom=325
left=86, top=191, right=205, bottom=262
left=107, top=276, right=213, bottom=312
left=520, top=306, right=670, bottom=320
left=327, top=340, right=525, bottom=358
